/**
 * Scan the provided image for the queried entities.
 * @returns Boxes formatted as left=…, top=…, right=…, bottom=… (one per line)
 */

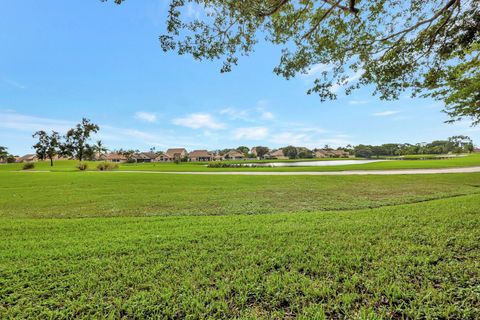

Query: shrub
left=22, top=162, right=35, bottom=170
left=207, top=162, right=263, bottom=168
left=76, top=163, right=88, bottom=171
left=126, top=158, right=136, bottom=164
left=97, top=162, right=119, bottom=171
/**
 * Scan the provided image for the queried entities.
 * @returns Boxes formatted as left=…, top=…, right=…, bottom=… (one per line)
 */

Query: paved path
left=107, top=166, right=480, bottom=175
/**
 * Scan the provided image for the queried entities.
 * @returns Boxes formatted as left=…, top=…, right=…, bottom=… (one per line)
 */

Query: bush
left=22, top=162, right=35, bottom=170
left=97, top=162, right=119, bottom=171
left=76, top=163, right=88, bottom=171
left=6, top=156, right=16, bottom=163
left=126, top=158, right=136, bottom=164
left=207, top=162, right=267, bottom=168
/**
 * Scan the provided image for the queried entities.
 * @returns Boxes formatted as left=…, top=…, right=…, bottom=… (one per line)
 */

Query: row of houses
left=12, top=147, right=351, bottom=163
left=101, top=148, right=247, bottom=163
left=99, top=147, right=351, bottom=163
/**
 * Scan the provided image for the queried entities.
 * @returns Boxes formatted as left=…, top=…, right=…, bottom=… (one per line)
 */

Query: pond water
left=244, top=160, right=388, bottom=167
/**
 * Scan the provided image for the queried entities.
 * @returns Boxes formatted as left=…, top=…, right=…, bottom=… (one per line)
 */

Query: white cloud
left=220, top=107, right=250, bottom=121
left=297, top=127, right=327, bottom=134
left=185, top=3, right=201, bottom=18
left=233, top=127, right=269, bottom=140
left=1, top=77, right=26, bottom=89
left=267, top=128, right=353, bottom=149
left=134, top=111, right=157, bottom=123
left=332, top=69, right=364, bottom=93
left=219, top=101, right=275, bottom=122
left=270, top=132, right=310, bottom=146
left=304, top=64, right=332, bottom=77
left=321, top=135, right=354, bottom=146
left=256, top=100, right=275, bottom=121
left=124, top=129, right=158, bottom=141
left=172, top=113, right=225, bottom=130
left=259, top=110, right=274, bottom=120
left=372, top=110, right=400, bottom=117
left=0, top=111, right=74, bottom=133
left=349, top=100, right=368, bottom=105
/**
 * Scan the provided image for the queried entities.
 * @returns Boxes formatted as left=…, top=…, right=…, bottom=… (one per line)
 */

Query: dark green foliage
left=0, top=146, right=9, bottom=162
left=236, top=146, right=250, bottom=156
left=355, top=136, right=474, bottom=157
left=253, top=146, right=270, bottom=158
left=298, top=149, right=314, bottom=159
left=354, top=145, right=373, bottom=158
left=32, top=130, right=60, bottom=166
left=76, top=163, right=88, bottom=171
left=283, top=145, right=298, bottom=159
left=6, top=156, right=16, bottom=164
left=0, top=146, right=15, bottom=163
left=60, top=118, right=99, bottom=161
left=106, top=0, right=479, bottom=124
left=22, top=162, right=35, bottom=170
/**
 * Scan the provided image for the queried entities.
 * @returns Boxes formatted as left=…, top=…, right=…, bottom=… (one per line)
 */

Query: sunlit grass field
left=1, top=191, right=479, bottom=318
left=1, top=169, right=479, bottom=318
left=0, top=153, right=479, bottom=172
left=1, top=172, right=480, bottom=218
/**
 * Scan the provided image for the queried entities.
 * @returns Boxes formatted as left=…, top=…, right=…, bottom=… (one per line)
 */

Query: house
left=132, top=152, right=157, bottom=163
left=474, top=148, right=480, bottom=153
left=265, top=149, right=288, bottom=160
left=250, top=147, right=270, bottom=159
left=16, top=154, right=39, bottom=162
left=188, top=150, right=213, bottom=162
left=314, top=149, right=329, bottom=158
left=213, top=153, right=224, bottom=161
left=314, top=149, right=350, bottom=158
left=155, top=153, right=172, bottom=162
left=102, top=153, right=128, bottom=163
left=142, top=152, right=158, bottom=160
left=224, top=150, right=245, bottom=160
left=331, top=150, right=350, bottom=158
left=157, top=148, right=188, bottom=162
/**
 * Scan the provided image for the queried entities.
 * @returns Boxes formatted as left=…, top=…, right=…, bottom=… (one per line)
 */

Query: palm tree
left=0, top=146, right=9, bottom=163
left=93, top=140, right=108, bottom=160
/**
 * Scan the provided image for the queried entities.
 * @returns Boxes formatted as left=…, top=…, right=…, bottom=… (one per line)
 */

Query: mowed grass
left=1, top=172, right=480, bottom=218
left=1, top=194, right=479, bottom=318
left=0, top=153, right=479, bottom=172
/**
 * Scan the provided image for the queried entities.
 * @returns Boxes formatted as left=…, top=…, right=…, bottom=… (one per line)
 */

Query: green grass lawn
left=1, top=194, right=479, bottom=318
left=1, top=171, right=479, bottom=318
left=1, top=172, right=480, bottom=218
left=1, top=153, right=479, bottom=172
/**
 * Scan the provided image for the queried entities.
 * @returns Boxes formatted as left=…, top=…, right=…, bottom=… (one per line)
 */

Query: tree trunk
left=50, top=157, right=53, bottom=167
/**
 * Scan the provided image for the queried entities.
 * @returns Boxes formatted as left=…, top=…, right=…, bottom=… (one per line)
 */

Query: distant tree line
left=351, top=136, right=474, bottom=158
left=3, top=132, right=476, bottom=166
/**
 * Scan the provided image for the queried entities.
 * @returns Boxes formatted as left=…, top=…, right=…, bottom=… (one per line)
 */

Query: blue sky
left=1, top=0, right=479, bottom=155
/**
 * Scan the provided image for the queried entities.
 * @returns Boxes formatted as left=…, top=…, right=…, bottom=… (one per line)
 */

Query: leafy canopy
left=60, top=118, right=100, bottom=161
left=32, top=130, right=60, bottom=166
left=106, top=0, right=479, bottom=124
left=0, top=146, right=10, bottom=161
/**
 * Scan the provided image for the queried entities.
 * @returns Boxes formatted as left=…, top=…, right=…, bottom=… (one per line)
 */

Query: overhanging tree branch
left=375, top=0, right=459, bottom=43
